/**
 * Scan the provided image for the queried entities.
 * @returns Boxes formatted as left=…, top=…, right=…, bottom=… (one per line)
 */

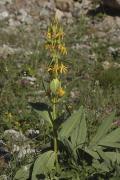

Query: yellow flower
left=58, top=45, right=67, bottom=55
left=47, top=32, right=51, bottom=39
left=57, top=87, right=65, bottom=97
left=59, top=63, right=68, bottom=74
left=48, top=64, right=59, bottom=74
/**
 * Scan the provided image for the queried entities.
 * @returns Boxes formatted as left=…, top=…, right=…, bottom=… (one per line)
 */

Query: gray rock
left=0, top=11, right=9, bottom=20
left=26, top=129, right=39, bottom=139
left=55, top=0, right=73, bottom=12
left=12, top=144, right=35, bottom=159
left=4, top=129, right=27, bottom=142
left=9, top=18, right=21, bottom=27
left=55, top=8, right=64, bottom=20
left=0, top=175, right=7, bottom=180
left=0, top=0, right=12, bottom=5
left=40, top=8, right=50, bottom=18
left=0, top=45, right=22, bottom=58
left=17, top=9, right=33, bottom=24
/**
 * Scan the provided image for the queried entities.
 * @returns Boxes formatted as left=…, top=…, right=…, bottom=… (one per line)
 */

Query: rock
left=0, top=45, right=22, bottom=58
left=64, top=12, right=73, bottom=24
left=0, top=11, right=9, bottom=20
left=17, top=9, right=33, bottom=24
left=55, top=9, right=64, bottom=20
left=43, top=0, right=55, bottom=11
left=0, top=143, right=11, bottom=165
left=9, top=18, right=21, bottom=27
left=72, top=2, right=82, bottom=17
left=0, top=175, right=7, bottom=180
left=12, top=144, right=35, bottom=159
left=55, top=0, right=73, bottom=12
left=4, top=129, right=27, bottom=142
left=115, top=17, right=120, bottom=28
left=39, top=8, right=50, bottom=18
left=102, top=0, right=120, bottom=10
left=0, top=0, right=12, bottom=5
left=21, top=76, right=36, bottom=86
left=26, top=129, right=39, bottom=139
left=102, top=61, right=112, bottom=70
left=0, top=140, right=6, bottom=146
left=4, top=129, right=35, bottom=159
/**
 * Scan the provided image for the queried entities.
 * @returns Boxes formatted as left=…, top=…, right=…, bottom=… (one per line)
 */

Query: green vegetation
left=0, top=16, right=120, bottom=180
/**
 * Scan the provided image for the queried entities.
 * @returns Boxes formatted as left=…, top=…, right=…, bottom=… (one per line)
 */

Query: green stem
left=53, top=99, right=59, bottom=170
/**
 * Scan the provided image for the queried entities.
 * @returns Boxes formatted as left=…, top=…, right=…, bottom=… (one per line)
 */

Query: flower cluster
left=45, top=18, right=68, bottom=102
left=45, top=19, right=67, bottom=57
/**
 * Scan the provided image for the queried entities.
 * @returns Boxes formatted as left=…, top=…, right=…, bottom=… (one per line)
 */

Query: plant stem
left=53, top=99, right=59, bottom=170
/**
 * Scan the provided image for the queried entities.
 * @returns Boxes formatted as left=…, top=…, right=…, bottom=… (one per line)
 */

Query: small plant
left=14, top=18, right=120, bottom=180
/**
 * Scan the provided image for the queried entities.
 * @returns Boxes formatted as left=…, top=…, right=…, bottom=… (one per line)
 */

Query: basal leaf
left=98, top=128, right=120, bottom=148
left=71, top=110, right=86, bottom=149
left=37, top=110, right=53, bottom=127
left=90, top=112, right=115, bottom=146
left=30, top=102, right=53, bottom=127
left=32, top=151, right=55, bottom=180
left=104, top=152, right=120, bottom=164
left=85, top=147, right=100, bottom=160
left=14, top=164, right=32, bottom=180
left=58, top=106, right=84, bottom=139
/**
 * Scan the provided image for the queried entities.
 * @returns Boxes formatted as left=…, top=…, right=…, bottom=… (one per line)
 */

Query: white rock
left=9, top=18, right=21, bottom=27
left=0, top=11, right=9, bottom=20
left=55, top=0, right=73, bottom=12
left=55, top=9, right=64, bottom=20
left=4, top=129, right=27, bottom=142
left=0, top=175, right=7, bottom=180
left=102, top=61, right=112, bottom=70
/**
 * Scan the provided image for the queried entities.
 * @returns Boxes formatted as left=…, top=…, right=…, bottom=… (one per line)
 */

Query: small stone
left=9, top=18, right=21, bottom=27
left=0, top=175, right=7, bottom=180
left=116, top=17, right=120, bottom=28
left=4, top=129, right=27, bottom=142
left=0, top=11, right=9, bottom=20
left=40, top=8, right=50, bottom=18
left=102, top=61, right=112, bottom=70
left=55, top=9, right=64, bottom=20
left=26, top=129, right=39, bottom=139
left=55, top=0, right=73, bottom=12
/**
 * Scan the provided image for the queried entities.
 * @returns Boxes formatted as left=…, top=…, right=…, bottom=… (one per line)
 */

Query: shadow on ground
left=87, top=5, right=120, bottom=17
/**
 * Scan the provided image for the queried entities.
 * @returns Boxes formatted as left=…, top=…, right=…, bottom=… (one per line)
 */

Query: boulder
left=55, top=0, right=73, bottom=12
left=102, top=0, right=120, bottom=10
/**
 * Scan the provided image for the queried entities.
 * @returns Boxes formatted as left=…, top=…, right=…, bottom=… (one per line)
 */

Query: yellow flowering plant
left=45, top=18, right=68, bottom=168
left=14, top=17, right=120, bottom=180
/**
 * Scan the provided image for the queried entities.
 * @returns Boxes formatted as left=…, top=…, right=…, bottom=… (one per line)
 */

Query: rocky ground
left=0, top=0, right=120, bottom=179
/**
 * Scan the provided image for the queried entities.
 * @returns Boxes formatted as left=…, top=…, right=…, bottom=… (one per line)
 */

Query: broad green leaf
left=99, top=142, right=120, bottom=149
left=104, top=151, right=120, bottom=164
left=30, top=102, right=53, bottom=127
left=14, top=164, right=32, bottom=180
left=71, top=110, right=86, bottom=149
left=90, top=112, right=115, bottom=146
left=85, top=147, right=100, bottom=159
left=58, top=106, right=84, bottom=139
left=37, top=110, right=53, bottom=127
left=32, top=151, right=55, bottom=180
left=92, top=160, right=109, bottom=172
left=98, top=128, right=120, bottom=148
left=97, top=149, right=110, bottom=164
